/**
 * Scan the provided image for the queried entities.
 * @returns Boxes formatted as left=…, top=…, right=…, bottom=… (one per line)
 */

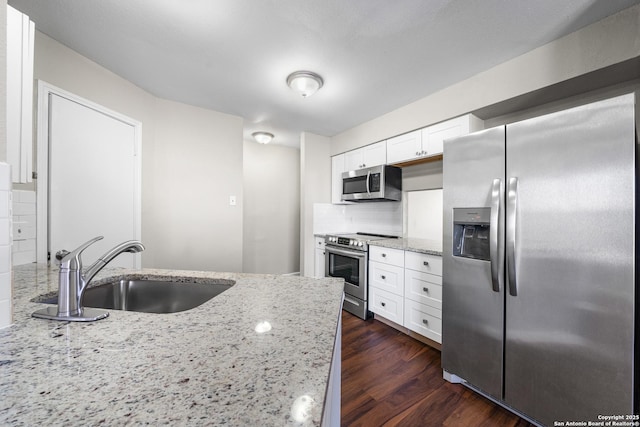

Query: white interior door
left=41, top=87, right=141, bottom=268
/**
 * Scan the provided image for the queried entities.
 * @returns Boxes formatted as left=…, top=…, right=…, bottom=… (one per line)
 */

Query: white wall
left=33, top=31, right=245, bottom=271
left=300, top=132, right=331, bottom=277
left=243, top=141, right=300, bottom=274
left=331, top=4, right=640, bottom=155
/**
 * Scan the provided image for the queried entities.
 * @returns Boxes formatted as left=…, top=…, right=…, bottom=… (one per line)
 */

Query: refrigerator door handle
left=507, top=177, right=518, bottom=296
left=489, top=178, right=503, bottom=292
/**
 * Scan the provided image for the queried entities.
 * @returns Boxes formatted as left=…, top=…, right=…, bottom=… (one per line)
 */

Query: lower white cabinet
left=369, top=261, right=404, bottom=294
left=369, top=287, right=404, bottom=325
left=404, top=269, right=442, bottom=309
left=314, top=237, right=326, bottom=279
left=404, top=299, right=442, bottom=343
left=368, top=246, right=443, bottom=345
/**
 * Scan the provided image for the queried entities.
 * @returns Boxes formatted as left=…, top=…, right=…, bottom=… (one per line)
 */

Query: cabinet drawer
left=369, top=246, right=404, bottom=267
left=405, top=269, right=442, bottom=308
left=315, top=236, right=326, bottom=249
left=405, top=251, right=442, bottom=276
left=404, top=299, right=442, bottom=343
left=370, top=287, right=404, bottom=325
left=369, top=261, right=404, bottom=296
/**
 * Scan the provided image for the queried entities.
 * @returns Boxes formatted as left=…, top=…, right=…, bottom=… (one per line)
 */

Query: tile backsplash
left=0, top=163, right=12, bottom=329
left=12, top=190, right=36, bottom=265
left=313, top=202, right=402, bottom=236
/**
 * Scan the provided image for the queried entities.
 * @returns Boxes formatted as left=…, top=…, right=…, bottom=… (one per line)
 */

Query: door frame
left=36, top=80, right=142, bottom=266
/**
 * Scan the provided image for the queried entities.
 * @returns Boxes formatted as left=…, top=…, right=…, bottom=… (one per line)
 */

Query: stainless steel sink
left=37, top=279, right=234, bottom=314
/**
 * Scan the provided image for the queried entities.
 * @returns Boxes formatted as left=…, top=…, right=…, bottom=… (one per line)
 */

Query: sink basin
left=38, top=279, right=234, bottom=314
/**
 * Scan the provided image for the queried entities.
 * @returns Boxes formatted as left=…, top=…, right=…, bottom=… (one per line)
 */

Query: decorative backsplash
left=313, top=202, right=402, bottom=236
left=12, top=190, right=36, bottom=266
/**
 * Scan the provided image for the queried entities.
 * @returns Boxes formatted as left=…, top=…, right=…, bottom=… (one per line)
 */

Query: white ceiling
left=8, top=0, right=640, bottom=147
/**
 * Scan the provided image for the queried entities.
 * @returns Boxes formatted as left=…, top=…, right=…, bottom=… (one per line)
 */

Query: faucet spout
left=32, top=236, right=145, bottom=322
left=83, top=241, right=145, bottom=287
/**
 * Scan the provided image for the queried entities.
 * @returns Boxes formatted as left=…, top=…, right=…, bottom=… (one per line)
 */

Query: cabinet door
left=315, top=248, right=326, bottom=279
left=331, top=154, right=346, bottom=204
left=386, top=130, right=422, bottom=164
left=405, top=251, right=442, bottom=276
left=362, top=141, right=386, bottom=168
left=369, top=246, right=404, bottom=267
left=7, top=6, right=35, bottom=184
left=369, top=261, right=404, bottom=295
left=343, top=149, right=364, bottom=171
left=370, top=287, right=404, bottom=325
left=422, top=116, right=469, bottom=157
left=404, top=299, right=442, bottom=343
left=405, top=269, right=442, bottom=308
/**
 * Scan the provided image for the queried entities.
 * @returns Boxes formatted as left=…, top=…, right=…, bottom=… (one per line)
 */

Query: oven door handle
left=325, top=246, right=366, bottom=259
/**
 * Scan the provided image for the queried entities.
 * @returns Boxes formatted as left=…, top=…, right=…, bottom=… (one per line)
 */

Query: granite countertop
left=369, top=237, right=443, bottom=256
left=0, top=264, right=344, bottom=426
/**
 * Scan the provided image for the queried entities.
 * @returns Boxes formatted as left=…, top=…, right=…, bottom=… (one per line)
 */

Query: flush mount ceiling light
left=286, top=71, right=324, bottom=97
left=252, top=131, right=274, bottom=144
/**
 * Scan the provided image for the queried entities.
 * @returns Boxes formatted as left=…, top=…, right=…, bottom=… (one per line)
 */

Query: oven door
left=324, top=245, right=367, bottom=300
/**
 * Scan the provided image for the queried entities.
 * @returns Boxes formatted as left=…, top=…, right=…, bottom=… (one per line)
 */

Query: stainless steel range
left=324, top=232, right=397, bottom=319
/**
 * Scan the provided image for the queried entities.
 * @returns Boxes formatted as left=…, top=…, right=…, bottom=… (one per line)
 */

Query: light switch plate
left=229, top=195, right=236, bottom=206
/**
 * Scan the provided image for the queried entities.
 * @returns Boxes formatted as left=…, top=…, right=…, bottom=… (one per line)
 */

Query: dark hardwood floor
left=341, top=311, right=535, bottom=427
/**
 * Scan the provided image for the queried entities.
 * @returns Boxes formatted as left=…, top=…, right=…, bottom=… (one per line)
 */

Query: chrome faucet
left=32, top=236, right=145, bottom=322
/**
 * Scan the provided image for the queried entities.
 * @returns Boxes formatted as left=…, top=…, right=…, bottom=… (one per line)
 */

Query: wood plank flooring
left=341, top=311, right=535, bottom=427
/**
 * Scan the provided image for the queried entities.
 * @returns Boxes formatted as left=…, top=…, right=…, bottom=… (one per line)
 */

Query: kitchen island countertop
left=369, top=237, right=443, bottom=256
left=0, top=264, right=344, bottom=426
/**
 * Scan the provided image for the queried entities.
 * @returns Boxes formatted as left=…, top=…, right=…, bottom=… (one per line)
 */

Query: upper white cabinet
left=387, top=115, right=483, bottom=164
left=386, top=130, right=422, bottom=164
left=343, top=141, right=386, bottom=171
left=7, top=6, right=35, bottom=183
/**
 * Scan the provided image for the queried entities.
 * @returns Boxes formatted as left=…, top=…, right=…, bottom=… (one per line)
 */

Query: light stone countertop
left=369, top=237, right=443, bottom=256
left=0, top=264, right=344, bottom=426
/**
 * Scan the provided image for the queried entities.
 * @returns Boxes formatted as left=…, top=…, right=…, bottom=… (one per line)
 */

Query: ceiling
left=8, top=0, right=640, bottom=147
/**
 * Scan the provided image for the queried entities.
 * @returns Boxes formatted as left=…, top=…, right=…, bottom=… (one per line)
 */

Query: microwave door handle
left=366, top=171, right=371, bottom=195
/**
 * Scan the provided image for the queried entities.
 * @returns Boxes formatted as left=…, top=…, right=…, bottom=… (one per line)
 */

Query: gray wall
left=243, top=141, right=300, bottom=274
left=34, top=32, right=245, bottom=272
left=330, top=4, right=640, bottom=155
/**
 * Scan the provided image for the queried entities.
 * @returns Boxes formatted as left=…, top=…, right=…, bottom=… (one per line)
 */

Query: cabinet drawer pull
left=422, top=319, right=429, bottom=325
left=381, top=275, right=386, bottom=280
left=381, top=302, right=386, bottom=307
left=422, top=287, right=429, bottom=294
left=381, top=253, right=387, bottom=258
left=423, top=261, right=429, bottom=266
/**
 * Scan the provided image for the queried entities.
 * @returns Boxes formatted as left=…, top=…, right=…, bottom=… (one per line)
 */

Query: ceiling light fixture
left=252, top=131, right=274, bottom=144
left=286, top=70, right=324, bottom=97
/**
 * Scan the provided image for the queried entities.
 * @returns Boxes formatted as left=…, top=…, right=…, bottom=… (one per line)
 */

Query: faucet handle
left=55, top=250, right=70, bottom=264
left=58, top=236, right=104, bottom=268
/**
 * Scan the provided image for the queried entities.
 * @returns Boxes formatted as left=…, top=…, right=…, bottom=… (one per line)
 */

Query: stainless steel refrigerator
left=442, top=93, right=638, bottom=426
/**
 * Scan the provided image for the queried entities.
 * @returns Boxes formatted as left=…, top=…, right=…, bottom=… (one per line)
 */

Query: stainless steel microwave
left=341, top=165, right=402, bottom=202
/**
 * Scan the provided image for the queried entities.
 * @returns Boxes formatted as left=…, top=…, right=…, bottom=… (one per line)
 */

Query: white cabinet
left=369, top=246, right=404, bottom=323
left=386, top=130, right=422, bottom=164
left=387, top=115, right=482, bottom=164
left=343, top=141, right=386, bottom=171
left=368, top=244, right=444, bottom=345
left=403, top=251, right=443, bottom=343
left=7, top=6, right=35, bottom=184
left=314, top=237, right=326, bottom=279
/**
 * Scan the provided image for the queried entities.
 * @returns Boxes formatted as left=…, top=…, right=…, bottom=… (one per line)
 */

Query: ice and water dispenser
left=452, top=208, right=491, bottom=261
